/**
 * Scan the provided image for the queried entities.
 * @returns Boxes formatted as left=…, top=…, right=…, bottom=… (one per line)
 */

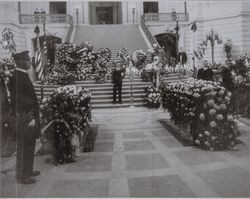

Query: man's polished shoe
left=17, top=177, right=36, bottom=184
left=29, top=170, right=41, bottom=177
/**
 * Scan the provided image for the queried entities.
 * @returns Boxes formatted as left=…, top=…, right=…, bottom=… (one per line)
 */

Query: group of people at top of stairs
left=33, top=8, right=46, bottom=23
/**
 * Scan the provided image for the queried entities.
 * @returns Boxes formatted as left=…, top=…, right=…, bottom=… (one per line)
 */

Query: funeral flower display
left=1, top=28, right=16, bottom=54
left=0, top=58, right=15, bottom=87
left=40, top=85, right=92, bottom=164
left=145, top=85, right=161, bottom=108
left=132, top=49, right=147, bottom=70
left=56, top=42, right=75, bottom=67
left=161, top=79, right=238, bottom=150
left=45, top=42, right=113, bottom=84
left=117, top=48, right=131, bottom=66
left=94, top=48, right=112, bottom=82
left=76, top=42, right=97, bottom=65
left=44, top=64, right=75, bottom=85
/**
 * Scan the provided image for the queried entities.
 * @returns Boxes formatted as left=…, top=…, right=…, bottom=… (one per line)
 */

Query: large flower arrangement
left=0, top=58, right=15, bottom=87
left=40, top=85, right=91, bottom=164
left=56, top=42, right=75, bottom=67
left=148, top=44, right=168, bottom=66
left=76, top=42, right=97, bottom=65
left=45, top=42, right=113, bottom=84
left=232, top=54, right=250, bottom=85
left=1, top=28, right=16, bottom=54
left=132, top=49, right=147, bottom=70
left=117, top=48, right=131, bottom=66
left=94, top=48, right=112, bottom=82
left=145, top=85, right=161, bottom=108
left=161, top=79, right=238, bottom=150
left=44, top=64, right=75, bottom=85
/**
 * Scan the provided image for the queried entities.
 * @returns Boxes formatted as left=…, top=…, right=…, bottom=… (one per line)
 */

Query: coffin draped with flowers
left=40, top=85, right=91, bottom=164
left=160, top=79, right=238, bottom=150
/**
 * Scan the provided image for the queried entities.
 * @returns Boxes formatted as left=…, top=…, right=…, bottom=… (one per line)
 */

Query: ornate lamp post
left=206, top=29, right=222, bottom=64
left=132, top=8, right=135, bottom=24
left=171, top=9, right=180, bottom=56
left=191, top=22, right=197, bottom=70
left=75, top=8, right=79, bottom=25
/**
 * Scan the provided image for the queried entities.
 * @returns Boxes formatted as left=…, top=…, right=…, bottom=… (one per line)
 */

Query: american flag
left=35, top=36, right=47, bottom=81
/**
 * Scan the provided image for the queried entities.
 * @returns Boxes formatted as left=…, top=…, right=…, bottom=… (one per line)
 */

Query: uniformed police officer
left=8, top=51, right=41, bottom=184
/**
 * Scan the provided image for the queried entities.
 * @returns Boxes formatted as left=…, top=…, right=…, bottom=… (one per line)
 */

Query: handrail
left=140, top=15, right=161, bottom=48
left=19, top=14, right=73, bottom=24
left=65, top=15, right=73, bottom=42
left=19, top=14, right=74, bottom=42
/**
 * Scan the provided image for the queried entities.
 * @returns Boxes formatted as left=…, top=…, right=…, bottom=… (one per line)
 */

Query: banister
left=19, top=14, right=73, bottom=24
left=140, top=15, right=161, bottom=48
left=65, top=15, right=73, bottom=42
left=19, top=14, right=74, bottom=42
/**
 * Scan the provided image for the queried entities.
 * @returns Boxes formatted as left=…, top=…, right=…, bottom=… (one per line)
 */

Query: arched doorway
left=155, top=33, right=177, bottom=62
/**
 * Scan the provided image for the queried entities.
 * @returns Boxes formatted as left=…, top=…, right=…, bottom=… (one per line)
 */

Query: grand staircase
left=34, top=76, right=151, bottom=109
left=74, top=24, right=148, bottom=62
left=34, top=73, right=190, bottom=109
left=34, top=24, right=191, bottom=109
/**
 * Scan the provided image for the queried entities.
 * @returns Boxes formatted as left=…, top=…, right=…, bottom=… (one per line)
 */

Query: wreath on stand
left=40, top=85, right=92, bottom=164
left=1, top=28, right=16, bottom=54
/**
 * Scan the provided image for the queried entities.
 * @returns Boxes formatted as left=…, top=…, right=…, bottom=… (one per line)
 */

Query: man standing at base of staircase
left=112, top=62, right=125, bottom=104
left=8, top=51, right=41, bottom=184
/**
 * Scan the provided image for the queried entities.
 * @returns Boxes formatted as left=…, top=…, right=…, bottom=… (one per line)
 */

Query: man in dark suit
left=197, top=60, right=214, bottom=81
left=221, top=60, right=234, bottom=92
left=112, top=62, right=125, bottom=104
left=8, top=51, right=41, bottom=184
left=177, top=47, right=187, bottom=66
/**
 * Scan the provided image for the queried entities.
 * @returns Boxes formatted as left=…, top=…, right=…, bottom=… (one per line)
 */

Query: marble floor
left=1, top=107, right=250, bottom=197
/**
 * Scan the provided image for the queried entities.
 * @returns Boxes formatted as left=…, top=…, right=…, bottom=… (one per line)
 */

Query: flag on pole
left=34, top=33, right=47, bottom=81
left=35, top=35, right=43, bottom=81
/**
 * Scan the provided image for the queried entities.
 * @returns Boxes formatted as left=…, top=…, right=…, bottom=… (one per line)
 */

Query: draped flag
left=35, top=35, right=47, bottom=81
left=35, top=35, right=42, bottom=80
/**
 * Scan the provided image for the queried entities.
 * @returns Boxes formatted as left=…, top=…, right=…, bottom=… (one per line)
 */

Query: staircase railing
left=65, top=15, right=73, bottom=42
left=140, top=15, right=161, bottom=48
left=19, top=14, right=74, bottom=43
left=19, top=14, right=73, bottom=24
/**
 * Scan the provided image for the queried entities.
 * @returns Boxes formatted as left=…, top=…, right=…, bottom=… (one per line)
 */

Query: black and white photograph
left=0, top=0, right=250, bottom=197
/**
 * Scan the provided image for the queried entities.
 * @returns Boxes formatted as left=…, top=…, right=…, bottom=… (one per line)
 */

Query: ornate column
left=122, top=1, right=128, bottom=24
left=83, top=1, right=89, bottom=24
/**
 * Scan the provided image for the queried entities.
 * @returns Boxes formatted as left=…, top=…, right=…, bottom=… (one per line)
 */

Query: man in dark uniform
left=177, top=47, right=187, bottom=66
left=8, top=51, right=41, bottom=184
left=112, top=62, right=125, bottom=104
left=197, top=60, right=214, bottom=81
left=221, top=60, right=234, bottom=92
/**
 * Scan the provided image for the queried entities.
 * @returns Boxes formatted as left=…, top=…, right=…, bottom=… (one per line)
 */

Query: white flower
left=209, top=109, right=217, bottom=116
left=210, top=121, right=217, bottom=128
left=204, top=131, right=210, bottom=136
left=216, top=114, right=224, bottom=120
left=199, top=113, right=205, bottom=121
left=207, top=99, right=215, bottom=107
